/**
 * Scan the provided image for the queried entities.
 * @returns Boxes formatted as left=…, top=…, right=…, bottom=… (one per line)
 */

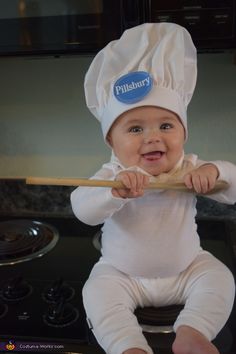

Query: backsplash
left=0, top=180, right=73, bottom=217
left=1, top=179, right=236, bottom=220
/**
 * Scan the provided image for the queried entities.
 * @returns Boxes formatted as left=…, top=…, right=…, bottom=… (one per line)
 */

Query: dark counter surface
left=0, top=179, right=73, bottom=218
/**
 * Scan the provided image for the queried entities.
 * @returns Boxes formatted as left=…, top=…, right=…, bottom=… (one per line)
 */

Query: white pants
left=83, top=251, right=235, bottom=354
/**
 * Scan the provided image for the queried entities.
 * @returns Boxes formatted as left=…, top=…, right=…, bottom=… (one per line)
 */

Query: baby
left=71, top=23, right=236, bottom=354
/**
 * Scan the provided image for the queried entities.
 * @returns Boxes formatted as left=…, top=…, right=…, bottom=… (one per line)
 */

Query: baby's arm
left=184, top=163, right=219, bottom=194
left=71, top=169, right=149, bottom=225
left=71, top=166, right=130, bottom=225
left=203, top=160, right=236, bottom=204
left=184, top=159, right=236, bottom=204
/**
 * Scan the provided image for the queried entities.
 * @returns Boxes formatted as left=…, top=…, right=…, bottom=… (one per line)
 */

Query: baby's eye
left=160, top=123, right=173, bottom=130
left=129, top=126, right=143, bottom=133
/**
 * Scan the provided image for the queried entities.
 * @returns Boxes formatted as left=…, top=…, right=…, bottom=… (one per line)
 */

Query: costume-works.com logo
left=5, top=340, right=15, bottom=351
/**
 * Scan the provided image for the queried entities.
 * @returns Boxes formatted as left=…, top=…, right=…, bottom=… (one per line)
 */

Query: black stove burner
left=135, top=304, right=184, bottom=327
left=44, top=297, right=79, bottom=327
left=43, top=277, right=75, bottom=303
left=0, top=220, right=59, bottom=265
left=0, top=300, right=7, bottom=318
left=1, top=276, right=32, bottom=301
left=0, top=278, right=88, bottom=345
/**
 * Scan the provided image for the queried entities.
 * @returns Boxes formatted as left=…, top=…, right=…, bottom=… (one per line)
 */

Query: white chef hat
left=84, top=22, right=197, bottom=142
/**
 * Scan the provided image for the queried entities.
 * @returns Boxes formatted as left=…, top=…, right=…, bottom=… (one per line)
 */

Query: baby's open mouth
left=142, top=151, right=164, bottom=160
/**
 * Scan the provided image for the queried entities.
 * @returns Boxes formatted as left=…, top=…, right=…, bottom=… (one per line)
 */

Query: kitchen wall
left=0, top=52, right=236, bottom=179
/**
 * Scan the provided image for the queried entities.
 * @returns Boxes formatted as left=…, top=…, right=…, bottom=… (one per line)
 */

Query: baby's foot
left=123, top=349, right=147, bottom=354
left=172, top=325, right=219, bottom=354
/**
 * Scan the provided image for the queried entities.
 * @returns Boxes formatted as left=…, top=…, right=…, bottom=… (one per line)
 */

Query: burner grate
left=0, top=220, right=59, bottom=265
left=135, top=304, right=184, bottom=326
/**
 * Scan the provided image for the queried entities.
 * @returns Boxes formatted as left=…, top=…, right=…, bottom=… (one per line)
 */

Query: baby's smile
left=141, top=151, right=164, bottom=161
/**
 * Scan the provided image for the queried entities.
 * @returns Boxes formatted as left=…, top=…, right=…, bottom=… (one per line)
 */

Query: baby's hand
left=184, top=163, right=219, bottom=194
left=112, top=171, right=150, bottom=198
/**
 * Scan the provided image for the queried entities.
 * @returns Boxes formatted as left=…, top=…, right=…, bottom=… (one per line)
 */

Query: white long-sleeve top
left=71, top=154, right=236, bottom=278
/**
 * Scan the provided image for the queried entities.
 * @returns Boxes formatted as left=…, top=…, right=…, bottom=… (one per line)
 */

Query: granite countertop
left=1, top=179, right=236, bottom=220
left=0, top=179, right=74, bottom=218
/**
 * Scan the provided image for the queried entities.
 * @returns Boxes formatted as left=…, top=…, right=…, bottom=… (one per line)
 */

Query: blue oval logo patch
left=113, top=71, right=153, bottom=104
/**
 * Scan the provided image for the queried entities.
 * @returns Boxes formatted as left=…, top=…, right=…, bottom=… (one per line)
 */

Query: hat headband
left=102, top=84, right=187, bottom=139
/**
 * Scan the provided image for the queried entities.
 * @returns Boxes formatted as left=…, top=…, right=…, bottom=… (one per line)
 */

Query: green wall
left=0, top=53, right=235, bottom=178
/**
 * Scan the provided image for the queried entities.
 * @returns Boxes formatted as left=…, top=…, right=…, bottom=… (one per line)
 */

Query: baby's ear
left=106, top=133, right=113, bottom=147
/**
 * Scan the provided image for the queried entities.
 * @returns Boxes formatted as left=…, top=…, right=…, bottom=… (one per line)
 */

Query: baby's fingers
left=114, top=172, right=149, bottom=198
left=184, top=173, right=214, bottom=194
left=185, top=174, right=202, bottom=193
left=135, top=173, right=149, bottom=192
left=118, top=173, right=133, bottom=189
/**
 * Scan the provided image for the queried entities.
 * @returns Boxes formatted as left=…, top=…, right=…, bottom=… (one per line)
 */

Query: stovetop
left=0, top=216, right=102, bottom=353
left=0, top=215, right=235, bottom=354
left=0, top=278, right=85, bottom=340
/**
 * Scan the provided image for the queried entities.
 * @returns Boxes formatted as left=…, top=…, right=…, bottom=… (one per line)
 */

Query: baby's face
left=107, top=106, right=185, bottom=176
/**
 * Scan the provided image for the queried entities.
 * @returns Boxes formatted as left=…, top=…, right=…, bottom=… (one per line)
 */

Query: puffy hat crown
left=84, top=22, right=197, bottom=141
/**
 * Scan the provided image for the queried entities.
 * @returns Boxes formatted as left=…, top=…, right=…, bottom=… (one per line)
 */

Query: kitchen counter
left=1, top=179, right=236, bottom=220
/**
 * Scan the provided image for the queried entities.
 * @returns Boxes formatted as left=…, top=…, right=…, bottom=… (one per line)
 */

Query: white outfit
left=71, top=154, right=236, bottom=354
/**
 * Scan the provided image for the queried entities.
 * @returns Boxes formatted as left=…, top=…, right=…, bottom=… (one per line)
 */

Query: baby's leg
left=173, top=251, right=235, bottom=354
left=82, top=261, right=153, bottom=354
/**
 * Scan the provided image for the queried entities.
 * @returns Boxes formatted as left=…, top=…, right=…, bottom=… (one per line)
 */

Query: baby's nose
left=144, top=127, right=161, bottom=143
